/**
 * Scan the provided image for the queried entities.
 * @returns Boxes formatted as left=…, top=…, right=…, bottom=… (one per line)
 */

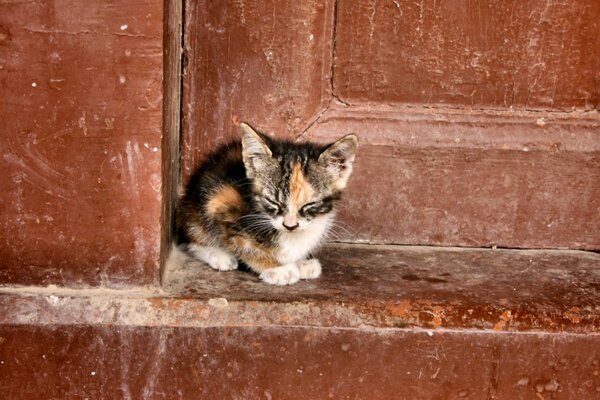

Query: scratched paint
left=334, top=0, right=600, bottom=110
left=2, top=243, right=600, bottom=397
left=183, top=0, right=600, bottom=251
left=182, top=0, right=336, bottom=177
left=1, top=324, right=600, bottom=398
left=4, top=243, right=599, bottom=333
left=0, top=0, right=164, bottom=286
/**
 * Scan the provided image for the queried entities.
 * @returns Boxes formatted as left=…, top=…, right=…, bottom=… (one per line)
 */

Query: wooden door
left=182, top=0, right=600, bottom=250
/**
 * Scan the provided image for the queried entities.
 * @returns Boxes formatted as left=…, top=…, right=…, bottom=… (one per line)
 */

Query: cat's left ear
left=240, top=122, right=273, bottom=179
left=319, top=134, right=358, bottom=190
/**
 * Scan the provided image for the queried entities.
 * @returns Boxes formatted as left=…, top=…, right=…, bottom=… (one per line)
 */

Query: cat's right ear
left=240, top=123, right=273, bottom=179
left=319, top=133, right=358, bottom=190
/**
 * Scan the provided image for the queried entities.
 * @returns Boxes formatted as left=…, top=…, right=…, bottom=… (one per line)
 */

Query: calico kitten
left=173, top=123, right=357, bottom=285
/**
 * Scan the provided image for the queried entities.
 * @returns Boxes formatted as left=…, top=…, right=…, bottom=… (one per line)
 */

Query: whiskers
left=236, top=213, right=276, bottom=237
left=323, top=219, right=354, bottom=243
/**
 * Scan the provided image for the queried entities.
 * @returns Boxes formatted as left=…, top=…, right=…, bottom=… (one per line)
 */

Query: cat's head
left=240, top=123, right=358, bottom=233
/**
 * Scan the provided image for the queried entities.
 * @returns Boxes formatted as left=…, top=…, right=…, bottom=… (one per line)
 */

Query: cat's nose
left=283, top=214, right=298, bottom=231
left=283, top=222, right=299, bottom=231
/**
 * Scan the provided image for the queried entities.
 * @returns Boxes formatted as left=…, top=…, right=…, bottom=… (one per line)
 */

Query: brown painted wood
left=3, top=244, right=600, bottom=333
left=1, top=325, right=599, bottom=399
left=163, top=243, right=600, bottom=333
left=334, top=0, right=600, bottom=110
left=0, top=1, right=164, bottom=286
left=182, top=0, right=600, bottom=250
left=161, top=0, right=184, bottom=283
left=305, top=105, right=600, bottom=250
left=182, top=0, right=335, bottom=177
left=2, top=244, right=599, bottom=397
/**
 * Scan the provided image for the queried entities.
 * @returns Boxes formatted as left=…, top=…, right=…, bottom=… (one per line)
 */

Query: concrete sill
left=1, top=244, right=599, bottom=334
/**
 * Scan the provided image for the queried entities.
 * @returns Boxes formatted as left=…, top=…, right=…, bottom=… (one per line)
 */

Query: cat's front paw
left=298, top=258, right=322, bottom=279
left=259, top=264, right=300, bottom=285
left=207, top=249, right=238, bottom=271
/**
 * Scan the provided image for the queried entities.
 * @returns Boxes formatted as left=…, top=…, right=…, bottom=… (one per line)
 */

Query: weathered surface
left=2, top=244, right=600, bottom=398
left=306, top=105, right=600, bottom=250
left=1, top=325, right=599, bottom=399
left=182, top=0, right=600, bottom=250
left=182, top=0, right=334, bottom=177
left=2, top=244, right=599, bottom=333
left=334, top=0, right=600, bottom=110
left=0, top=1, right=164, bottom=286
left=161, top=0, right=184, bottom=278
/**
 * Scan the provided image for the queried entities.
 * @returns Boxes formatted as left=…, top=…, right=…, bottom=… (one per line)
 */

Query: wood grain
left=161, top=0, right=183, bottom=283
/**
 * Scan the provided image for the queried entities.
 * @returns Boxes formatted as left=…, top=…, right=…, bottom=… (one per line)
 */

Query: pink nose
left=283, top=214, right=298, bottom=231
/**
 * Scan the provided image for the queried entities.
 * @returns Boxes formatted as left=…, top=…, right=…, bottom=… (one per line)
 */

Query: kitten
left=172, top=123, right=357, bottom=285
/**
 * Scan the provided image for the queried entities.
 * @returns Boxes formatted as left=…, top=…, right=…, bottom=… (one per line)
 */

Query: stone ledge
left=1, top=244, right=599, bottom=333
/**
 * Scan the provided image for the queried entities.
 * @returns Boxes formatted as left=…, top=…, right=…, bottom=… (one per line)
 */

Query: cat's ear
left=319, top=134, right=358, bottom=190
left=240, top=122, right=273, bottom=179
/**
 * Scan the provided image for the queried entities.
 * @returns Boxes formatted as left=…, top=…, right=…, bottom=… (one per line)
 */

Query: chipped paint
left=1, top=244, right=599, bottom=333
left=494, top=310, right=513, bottom=331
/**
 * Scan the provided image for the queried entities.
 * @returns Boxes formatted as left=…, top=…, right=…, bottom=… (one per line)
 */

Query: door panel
left=183, top=0, right=600, bottom=249
left=306, top=106, right=600, bottom=248
left=334, top=0, right=600, bottom=110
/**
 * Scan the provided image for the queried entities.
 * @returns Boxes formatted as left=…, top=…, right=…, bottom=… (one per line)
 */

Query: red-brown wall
left=0, top=0, right=164, bottom=286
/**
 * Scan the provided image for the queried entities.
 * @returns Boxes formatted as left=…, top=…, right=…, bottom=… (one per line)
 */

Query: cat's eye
left=300, top=201, right=324, bottom=214
left=263, top=198, right=282, bottom=214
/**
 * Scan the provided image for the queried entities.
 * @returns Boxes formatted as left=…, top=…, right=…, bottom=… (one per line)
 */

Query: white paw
left=206, top=249, right=238, bottom=271
left=298, top=259, right=322, bottom=279
left=188, top=245, right=238, bottom=271
left=259, top=264, right=300, bottom=285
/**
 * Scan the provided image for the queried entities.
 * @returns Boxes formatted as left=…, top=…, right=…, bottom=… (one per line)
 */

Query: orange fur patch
left=229, top=236, right=279, bottom=271
left=206, top=185, right=243, bottom=223
left=289, top=162, right=314, bottom=211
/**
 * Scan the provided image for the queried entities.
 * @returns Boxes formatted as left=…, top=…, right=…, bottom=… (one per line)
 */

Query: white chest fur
left=276, top=214, right=332, bottom=264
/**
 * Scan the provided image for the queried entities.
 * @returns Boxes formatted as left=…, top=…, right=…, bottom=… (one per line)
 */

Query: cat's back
left=184, top=140, right=247, bottom=198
